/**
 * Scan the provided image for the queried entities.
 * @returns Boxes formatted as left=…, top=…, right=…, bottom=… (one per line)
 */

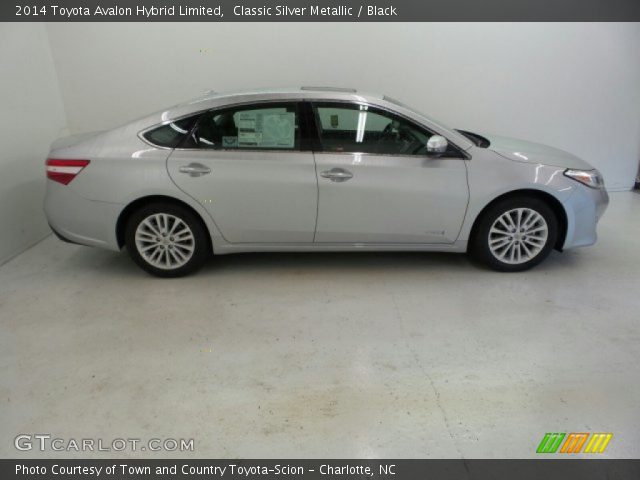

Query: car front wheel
left=471, top=197, right=558, bottom=272
left=125, top=203, right=209, bottom=277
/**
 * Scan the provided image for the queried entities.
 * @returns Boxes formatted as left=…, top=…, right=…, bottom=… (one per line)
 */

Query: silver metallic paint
left=312, top=152, right=469, bottom=244
left=167, top=149, right=318, bottom=243
left=44, top=88, right=609, bottom=258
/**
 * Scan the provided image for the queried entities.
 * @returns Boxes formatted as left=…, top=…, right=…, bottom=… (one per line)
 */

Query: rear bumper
left=49, top=223, right=82, bottom=245
left=44, top=181, right=123, bottom=251
left=562, top=185, right=609, bottom=249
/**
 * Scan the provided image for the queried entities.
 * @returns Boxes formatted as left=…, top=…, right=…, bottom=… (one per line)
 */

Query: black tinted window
left=456, top=129, right=490, bottom=148
left=314, top=103, right=461, bottom=157
left=143, top=116, right=198, bottom=148
left=182, top=103, right=299, bottom=150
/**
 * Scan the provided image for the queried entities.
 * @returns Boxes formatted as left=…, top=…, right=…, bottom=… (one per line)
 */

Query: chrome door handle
left=320, top=168, right=353, bottom=182
left=179, top=163, right=211, bottom=177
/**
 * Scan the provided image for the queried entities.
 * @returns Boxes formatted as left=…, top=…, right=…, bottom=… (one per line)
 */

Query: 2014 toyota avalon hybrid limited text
left=44, top=87, right=609, bottom=277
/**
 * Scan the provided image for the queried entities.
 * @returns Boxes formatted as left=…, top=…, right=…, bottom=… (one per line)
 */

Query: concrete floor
left=1, top=191, right=638, bottom=459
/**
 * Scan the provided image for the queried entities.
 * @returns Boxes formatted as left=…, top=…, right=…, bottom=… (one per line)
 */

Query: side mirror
left=426, top=135, right=448, bottom=157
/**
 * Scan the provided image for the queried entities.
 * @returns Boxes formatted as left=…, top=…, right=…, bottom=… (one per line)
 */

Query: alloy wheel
left=488, top=208, right=549, bottom=265
left=134, top=213, right=195, bottom=270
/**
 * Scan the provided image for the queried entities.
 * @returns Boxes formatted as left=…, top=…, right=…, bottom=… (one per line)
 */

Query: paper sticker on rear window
left=236, top=111, right=295, bottom=149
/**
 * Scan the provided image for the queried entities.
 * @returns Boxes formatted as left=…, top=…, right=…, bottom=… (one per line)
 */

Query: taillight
left=46, top=159, right=90, bottom=185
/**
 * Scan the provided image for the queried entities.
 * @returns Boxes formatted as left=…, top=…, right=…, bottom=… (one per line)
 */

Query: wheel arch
left=468, top=189, right=568, bottom=252
left=116, top=195, right=213, bottom=253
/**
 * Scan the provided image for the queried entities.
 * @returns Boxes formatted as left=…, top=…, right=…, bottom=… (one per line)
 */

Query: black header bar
left=3, top=0, right=640, bottom=22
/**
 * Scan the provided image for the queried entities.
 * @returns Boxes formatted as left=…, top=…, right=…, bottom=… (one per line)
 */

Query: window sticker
left=236, top=111, right=295, bottom=149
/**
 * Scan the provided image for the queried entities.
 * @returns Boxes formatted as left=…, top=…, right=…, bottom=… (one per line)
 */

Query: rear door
left=167, top=102, right=318, bottom=243
left=311, top=102, right=469, bottom=244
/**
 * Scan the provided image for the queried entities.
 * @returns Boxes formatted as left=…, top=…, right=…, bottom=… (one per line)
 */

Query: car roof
left=203, top=86, right=382, bottom=98
left=162, top=86, right=387, bottom=123
left=163, top=87, right=393, bottom=126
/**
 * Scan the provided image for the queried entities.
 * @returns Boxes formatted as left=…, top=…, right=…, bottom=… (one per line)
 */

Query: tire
left=470, top=196, right=558, bottom=272
left=125, top=202, right=210, bottom=277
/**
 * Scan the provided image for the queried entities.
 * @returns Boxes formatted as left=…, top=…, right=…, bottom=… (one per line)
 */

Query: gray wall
left=46, top=22, right=640, bottom=191
left=0, top=23, right=67, bottom=264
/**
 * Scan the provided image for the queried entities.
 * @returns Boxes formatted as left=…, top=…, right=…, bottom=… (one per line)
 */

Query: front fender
left=458, top=150, right=576, bottom=243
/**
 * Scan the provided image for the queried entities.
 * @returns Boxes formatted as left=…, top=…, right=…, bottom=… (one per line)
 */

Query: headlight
left=563, top=169, right=604, bottom=189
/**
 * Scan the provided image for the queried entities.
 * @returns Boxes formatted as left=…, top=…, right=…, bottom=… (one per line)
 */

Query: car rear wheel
left=471, top=197, right=558, bottom=272
left=125, top=203, right=209, bottom=277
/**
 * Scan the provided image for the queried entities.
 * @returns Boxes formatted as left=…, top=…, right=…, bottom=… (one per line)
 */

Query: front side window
left=313, top=103, right=461, bottom=157
left=182, top=103, right=299, bottom=150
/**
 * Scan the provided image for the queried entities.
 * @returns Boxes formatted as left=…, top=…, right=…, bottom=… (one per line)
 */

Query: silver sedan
left=44, top=87, right=609, bottom=277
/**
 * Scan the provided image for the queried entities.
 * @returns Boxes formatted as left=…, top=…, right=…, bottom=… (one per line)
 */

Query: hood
left=50, top=131, right=103, bottom=151
left=484, top=134, right=594, bottom=170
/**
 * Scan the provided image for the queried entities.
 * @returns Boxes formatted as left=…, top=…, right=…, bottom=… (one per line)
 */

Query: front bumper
left=562, top=184, right=609, bottom=249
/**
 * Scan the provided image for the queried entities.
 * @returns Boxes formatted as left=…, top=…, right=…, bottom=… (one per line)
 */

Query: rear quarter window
left=143, top=116, right=199, bottom=148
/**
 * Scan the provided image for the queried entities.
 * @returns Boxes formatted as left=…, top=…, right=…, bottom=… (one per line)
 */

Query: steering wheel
left=378, top=122, right=426, bottom=155
left=381, top=122, right=396, bottom=137
left=392, top=125, right=425, bottom=154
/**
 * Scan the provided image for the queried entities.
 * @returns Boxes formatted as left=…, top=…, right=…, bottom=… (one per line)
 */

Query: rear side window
left=181, top=103, right=300, bottom=150
left=143, top=116, right=199, bottom=148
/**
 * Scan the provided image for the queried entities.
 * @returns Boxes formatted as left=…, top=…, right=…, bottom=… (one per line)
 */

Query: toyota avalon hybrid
left=44, top=87, right=609, bottom=277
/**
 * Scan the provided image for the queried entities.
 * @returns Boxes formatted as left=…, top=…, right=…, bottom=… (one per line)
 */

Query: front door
left=311, top=102, right=469, bottom=244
